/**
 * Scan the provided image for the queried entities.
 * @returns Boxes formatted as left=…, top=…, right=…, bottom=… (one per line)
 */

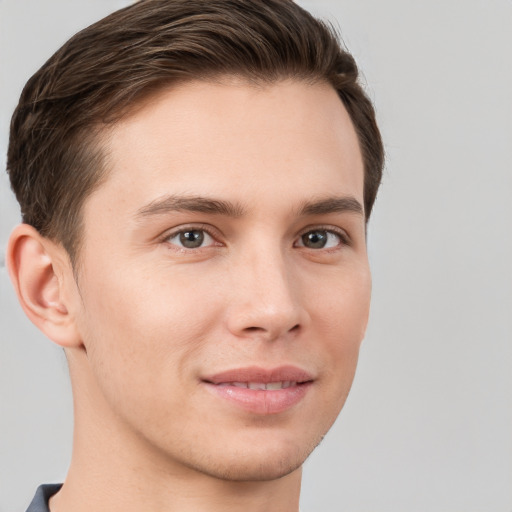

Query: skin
left=8, top=79, right=371, bottom=512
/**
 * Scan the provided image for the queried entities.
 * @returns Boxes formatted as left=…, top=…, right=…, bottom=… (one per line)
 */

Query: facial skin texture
left=10, top=79, right=371, bottom=512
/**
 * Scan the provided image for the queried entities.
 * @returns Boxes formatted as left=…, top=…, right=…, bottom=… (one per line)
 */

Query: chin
left=178, top=430, right=323, bottom=482
left=192, top=452, right=306, bottom=482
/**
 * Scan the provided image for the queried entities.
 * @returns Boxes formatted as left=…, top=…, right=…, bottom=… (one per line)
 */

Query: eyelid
left=157, top=223, right=350, bottom=250
left=295, top=225, right=351, bottom=248
left=160, top=223, right=223, bottom=248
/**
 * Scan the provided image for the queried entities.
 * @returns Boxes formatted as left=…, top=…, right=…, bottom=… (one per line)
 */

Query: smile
left=216, top=381, right=298, bottom=390
left=202, top=366, right=314, bottom=415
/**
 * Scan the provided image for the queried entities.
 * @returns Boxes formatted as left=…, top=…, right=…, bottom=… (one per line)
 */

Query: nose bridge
left=227, top=242, right=303, bottom=340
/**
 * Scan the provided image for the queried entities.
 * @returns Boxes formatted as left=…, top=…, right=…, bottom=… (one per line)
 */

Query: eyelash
left=160, top=224, right=350, bottom=251
left=161, top=224, right=221, bottom=251
left=295, top=225, right=351, bottom=249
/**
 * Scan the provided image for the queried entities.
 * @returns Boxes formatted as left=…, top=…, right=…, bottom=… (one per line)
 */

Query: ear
left=7, top=224, right=82, bottom=348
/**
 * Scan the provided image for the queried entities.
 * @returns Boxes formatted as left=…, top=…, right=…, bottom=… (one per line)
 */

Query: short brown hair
left=7, top=0, right=384, bottom=263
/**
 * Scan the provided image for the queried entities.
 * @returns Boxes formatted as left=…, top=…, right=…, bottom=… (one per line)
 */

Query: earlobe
left=7, top=224, right=82, bottom=348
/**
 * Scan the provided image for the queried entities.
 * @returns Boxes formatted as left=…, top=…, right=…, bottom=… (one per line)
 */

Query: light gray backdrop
left=1, top=1, right=511, bottom=511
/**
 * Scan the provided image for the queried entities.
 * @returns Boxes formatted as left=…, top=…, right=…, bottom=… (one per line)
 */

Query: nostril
left=244, top=324, right=300, bottom=334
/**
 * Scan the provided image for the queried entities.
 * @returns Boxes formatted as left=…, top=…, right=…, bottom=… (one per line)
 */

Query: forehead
left=89, top=79, right=364, bottom=220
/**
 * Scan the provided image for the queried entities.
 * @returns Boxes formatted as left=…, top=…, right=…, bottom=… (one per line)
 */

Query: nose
left=225, top=248, right=307, bottom=342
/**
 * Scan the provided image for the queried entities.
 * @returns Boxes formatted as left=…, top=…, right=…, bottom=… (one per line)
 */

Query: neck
left=50, top=353, right=302, bottom=512
left=51, top=465, right=302, bottom=512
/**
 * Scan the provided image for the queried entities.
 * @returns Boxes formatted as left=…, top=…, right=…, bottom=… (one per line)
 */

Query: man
left=6, top=0, right=383, bottom=510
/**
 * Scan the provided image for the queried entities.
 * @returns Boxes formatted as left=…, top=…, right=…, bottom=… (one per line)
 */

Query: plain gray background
left=1, top=1, right=511, bottom=511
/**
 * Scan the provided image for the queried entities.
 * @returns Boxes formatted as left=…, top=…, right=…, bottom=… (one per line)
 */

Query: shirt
left=26, top=484, right=62, bottom=512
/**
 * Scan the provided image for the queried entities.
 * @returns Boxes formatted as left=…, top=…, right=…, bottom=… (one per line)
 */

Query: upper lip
left=202, top=365, right=314, bottom=384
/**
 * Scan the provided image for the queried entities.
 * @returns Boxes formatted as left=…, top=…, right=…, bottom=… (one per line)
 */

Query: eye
left=166, top=229, right=215, bottom=249
left=295, top=229, right=346, bottom=249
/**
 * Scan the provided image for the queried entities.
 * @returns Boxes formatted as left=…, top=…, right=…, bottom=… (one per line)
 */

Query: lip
left=202, top=365, right=314, bottom=415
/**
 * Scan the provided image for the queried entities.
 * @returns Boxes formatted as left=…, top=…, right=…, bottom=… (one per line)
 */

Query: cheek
left=314, top=261, right=371, bottom=339
left=75, top=259, right=222, bottom=398
left=310, top=263, right=371, bottom=386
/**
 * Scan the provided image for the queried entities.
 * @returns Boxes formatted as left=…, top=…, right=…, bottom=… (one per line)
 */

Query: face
left=70, top=79, right=371, bottom=481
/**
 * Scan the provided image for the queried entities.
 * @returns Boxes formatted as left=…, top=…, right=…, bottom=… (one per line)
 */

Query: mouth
left=217, top=381, right=300, bottom=390
left=201, top=366, right=314, bottom=415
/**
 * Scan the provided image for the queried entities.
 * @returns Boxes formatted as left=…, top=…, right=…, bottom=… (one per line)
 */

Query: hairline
left=66, top=74, right=368, bottom=273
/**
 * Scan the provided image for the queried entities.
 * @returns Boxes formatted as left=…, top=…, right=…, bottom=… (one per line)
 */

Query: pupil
left=303, top=230, right=327, bottom=249
left=180, top=230, right=204, bottom=248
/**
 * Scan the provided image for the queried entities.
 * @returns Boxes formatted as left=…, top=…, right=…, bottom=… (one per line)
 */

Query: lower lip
left=203, top=382, right=313, bottom=415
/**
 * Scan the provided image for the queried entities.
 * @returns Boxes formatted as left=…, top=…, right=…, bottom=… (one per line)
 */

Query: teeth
left=248, top=382, right=266, bottom=390
left=222, top=381, right=298, bottom=390
left=266, top=382, right=284, bottom=390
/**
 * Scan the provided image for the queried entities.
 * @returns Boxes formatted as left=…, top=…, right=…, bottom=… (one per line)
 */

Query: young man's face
left=69, top=79, right=371, bottom=481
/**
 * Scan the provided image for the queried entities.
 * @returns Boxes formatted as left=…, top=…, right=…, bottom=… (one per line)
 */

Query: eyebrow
left=134, top=194, right=364, bottom=220
left=135, top=195, right=246, bottom=219
left=298, top=196, right=364, bottom=217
